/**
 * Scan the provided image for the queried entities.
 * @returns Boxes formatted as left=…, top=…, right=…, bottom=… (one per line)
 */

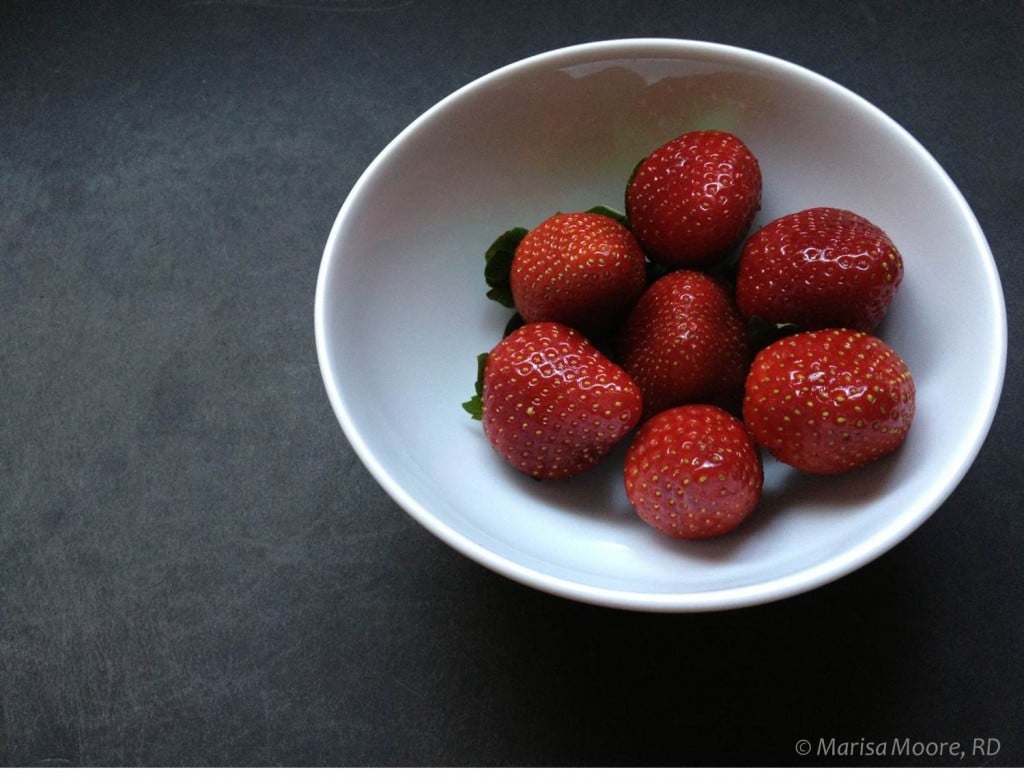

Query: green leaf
left=585, top=204, right=628, bottom=227
left=502, top=311, right=525, bottom=337
left=461, top=395, right=483, bottom=420
left=747, top=316, right=801, bottom=352
left=461, top=352, right=488, bottom=421
left=625, top=156, right=647, bottom=196
left=483, top=227, right=527, bottom=309
left=485, top=286, right=515, bottom=308
left=644, top=260, right=673, bottom=285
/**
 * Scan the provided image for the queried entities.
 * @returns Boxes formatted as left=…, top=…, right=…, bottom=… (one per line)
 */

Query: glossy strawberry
left=742, top=328, right=915, bottom=474
left=508, top=211, right=647, bottom=338
left=617, top=270, right=751, bottom=419
left=624, top=404, right=763, bottom=540
left=469, top=322, right=643, bottom=480
left=625, top=130, right=762, bottom=268
left=735, top=207, right=904, bottom=333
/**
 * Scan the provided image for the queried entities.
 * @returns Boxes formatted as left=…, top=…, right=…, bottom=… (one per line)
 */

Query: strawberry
left=742, top=328, right=915, bottom=474
left=624, top=404, right=763, bottom=540
left=501, top=211, right=647, bottom=338
left=616, top=270, right=751, bottom=419
left=465, top=322, right=643, bottom=480
left=625, top=130, right=762, bottom=269
left=735, top=207, right=904, bottom=333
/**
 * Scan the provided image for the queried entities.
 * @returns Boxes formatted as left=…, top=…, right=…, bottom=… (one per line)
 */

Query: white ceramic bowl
left=315, top=39, right=1006, bottom=611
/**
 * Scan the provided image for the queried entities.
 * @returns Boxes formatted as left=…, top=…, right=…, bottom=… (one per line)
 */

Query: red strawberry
left=625, top=130, right=762, bottom=268
left=617, top=270, right=751, bottom=419
left=468, top=322, right=643, bottom=480
left=735, top=207, right=904, bottom=333
left=742, top=328, right=915, bottom=474
left=508, top=211, right=647, bottom=338
left=624, top=404, right=763, bottom=540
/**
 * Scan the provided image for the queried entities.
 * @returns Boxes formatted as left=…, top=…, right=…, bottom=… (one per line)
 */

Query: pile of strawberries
left=464, top=130, right=915, bottom=541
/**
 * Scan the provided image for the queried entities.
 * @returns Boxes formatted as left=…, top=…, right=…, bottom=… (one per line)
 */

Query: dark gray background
left=2, top=0, right=1021, bottom=767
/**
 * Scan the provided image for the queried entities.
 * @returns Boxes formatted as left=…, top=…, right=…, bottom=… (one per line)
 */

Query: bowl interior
left=315, top=40, right=1006, bottom=611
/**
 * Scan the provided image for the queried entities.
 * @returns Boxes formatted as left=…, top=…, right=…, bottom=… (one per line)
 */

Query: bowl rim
left=314, top=38, right=1008, bottom=612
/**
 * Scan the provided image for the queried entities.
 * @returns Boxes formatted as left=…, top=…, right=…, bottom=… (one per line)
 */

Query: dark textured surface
left=2, top=0, right=1021, bottom=767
